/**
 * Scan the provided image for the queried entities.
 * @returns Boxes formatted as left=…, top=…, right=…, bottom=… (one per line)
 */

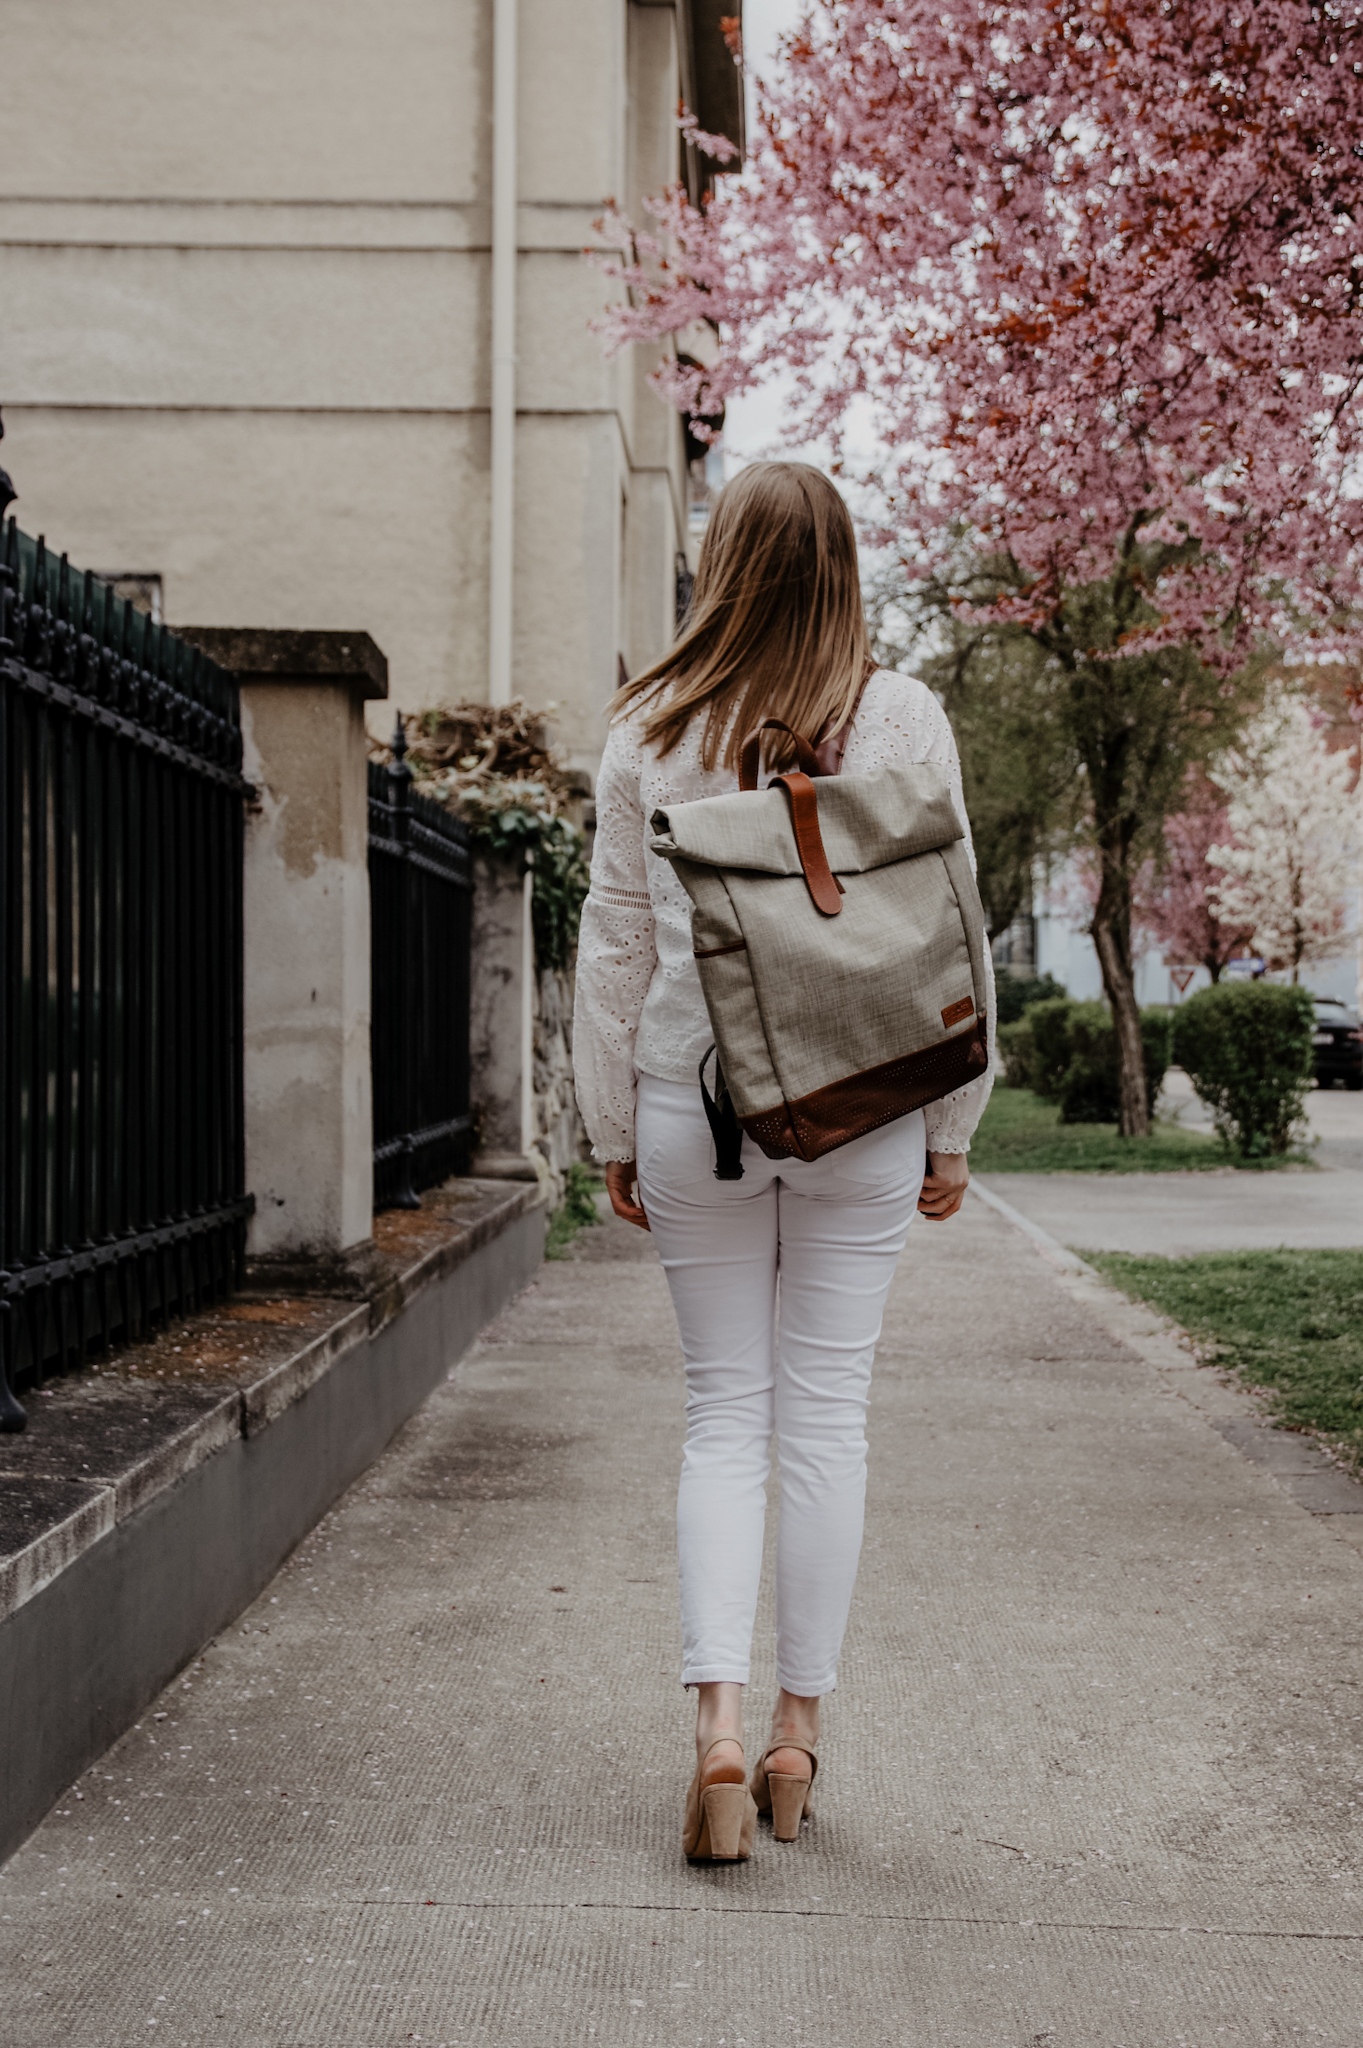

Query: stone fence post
left=468, top=852, right=536, bottom=1182
left=469, top=852, right=584, bottom=1195
left=181, top=627, right=386, bottom=1279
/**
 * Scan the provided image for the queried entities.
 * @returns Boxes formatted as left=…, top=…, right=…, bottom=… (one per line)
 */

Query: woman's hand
left=918, top=1150, right=969, bottom=1221
left=605, top=1160, right=651, bottom=1232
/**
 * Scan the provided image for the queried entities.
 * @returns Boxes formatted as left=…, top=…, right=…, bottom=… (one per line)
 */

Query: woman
left=572, top=462, right=994, bottom=1860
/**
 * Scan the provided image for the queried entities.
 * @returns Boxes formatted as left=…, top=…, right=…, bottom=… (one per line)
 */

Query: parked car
left=1312, top=997, right=1363, bottom=1089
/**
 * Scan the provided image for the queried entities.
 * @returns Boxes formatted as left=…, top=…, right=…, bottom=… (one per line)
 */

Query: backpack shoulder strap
left=699, top=1047, right=745, bottom=1180
left=812, top=667, right=876, bottom=778
left=738, top=719, right=820, bottom=792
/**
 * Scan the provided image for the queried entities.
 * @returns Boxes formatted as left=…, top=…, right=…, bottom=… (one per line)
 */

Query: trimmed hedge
left=994, top=971, right=1068, bottom=1026
left=1172, top=982, right=1314, bottom=1157
left=998, top=1017, right=1037, bottom=1089
left=1026, top=997, right=1083, bottom=1101
left=998, top=997, right=1170, bottom=1124
left=1059, top=1002, right=1170, bottom=1124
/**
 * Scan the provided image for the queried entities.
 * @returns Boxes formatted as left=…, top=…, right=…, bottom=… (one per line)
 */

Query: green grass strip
left=1087, top=1249, right=1363, bottom=1469
left=971, top=1087, right=1314, bottom=1174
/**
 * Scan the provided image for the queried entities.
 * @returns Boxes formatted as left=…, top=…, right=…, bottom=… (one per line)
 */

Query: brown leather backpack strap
left=771, top=772, right=844, bottom=916
left=738, top=720, right=821, bottom=792
left=811, top=668, right=876, bottom=778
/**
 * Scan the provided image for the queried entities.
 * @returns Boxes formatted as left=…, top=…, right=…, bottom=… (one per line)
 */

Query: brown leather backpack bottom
left=742, top=1020, right=988, bottom=1162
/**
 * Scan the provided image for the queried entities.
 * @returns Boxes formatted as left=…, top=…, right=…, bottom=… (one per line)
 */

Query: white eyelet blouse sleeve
left=572, top=721, right=657, bottom=1163
left=571, top=671, right=996, bottom=1163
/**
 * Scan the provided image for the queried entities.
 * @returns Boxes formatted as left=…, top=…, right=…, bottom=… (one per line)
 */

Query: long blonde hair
left=612, top=462, right=873, bottom=772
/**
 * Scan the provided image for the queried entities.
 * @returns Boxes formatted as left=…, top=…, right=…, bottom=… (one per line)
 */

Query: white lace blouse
left=571, top=668, right=996, bottom=1163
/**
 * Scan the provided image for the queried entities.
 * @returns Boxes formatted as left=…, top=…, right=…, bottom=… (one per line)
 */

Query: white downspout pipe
left=488, top=0, right=517, bottom=708
left=520, top=862, right=536, bottom=1155
left=490, top=0, right=535, bottom=1162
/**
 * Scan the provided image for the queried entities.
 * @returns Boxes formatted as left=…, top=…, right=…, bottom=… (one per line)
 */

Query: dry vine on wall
left=371, top=701, right=592, bottom=971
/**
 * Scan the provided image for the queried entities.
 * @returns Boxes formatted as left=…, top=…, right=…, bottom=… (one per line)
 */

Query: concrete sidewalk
left=4, top=1198, right=1363, bottom=2043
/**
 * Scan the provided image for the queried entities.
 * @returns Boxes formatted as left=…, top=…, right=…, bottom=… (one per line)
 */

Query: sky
left=720, top=0, right=809, bottom=478
left=719, top=0, right=888, bottom=503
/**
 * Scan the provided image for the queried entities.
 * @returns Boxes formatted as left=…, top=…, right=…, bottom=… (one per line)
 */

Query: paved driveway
left=1163, top=1065, right=1363, bottom=1174
left=975, top=1165, right=1363, bottom=1253
left=977, top=1071, right=1363, bottom=1255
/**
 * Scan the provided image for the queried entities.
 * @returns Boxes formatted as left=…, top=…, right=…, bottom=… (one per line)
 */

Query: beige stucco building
left=0, top=0, right=741, bottom=771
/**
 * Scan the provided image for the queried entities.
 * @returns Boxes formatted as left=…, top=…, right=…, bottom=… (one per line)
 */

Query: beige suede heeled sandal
left=683, top=1739, right=758, bottom=1862
left=750, top=1741, right=818, bottom=1841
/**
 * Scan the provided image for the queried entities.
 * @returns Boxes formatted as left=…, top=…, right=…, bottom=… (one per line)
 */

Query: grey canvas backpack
left=649, top=715, right=989, bottom=1177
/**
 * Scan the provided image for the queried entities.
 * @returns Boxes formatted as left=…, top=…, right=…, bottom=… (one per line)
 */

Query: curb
left=0, top=1181, right=547, bottom=1864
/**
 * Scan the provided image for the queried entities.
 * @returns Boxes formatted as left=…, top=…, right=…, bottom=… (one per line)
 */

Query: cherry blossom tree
left=599, top=1, right=1363, bottom=1132
left=1134, top=775, right=1254, bottom=984
left=1210, top=697, right=1358, bottom=982
left=863, top=556, right=1082, bottom=938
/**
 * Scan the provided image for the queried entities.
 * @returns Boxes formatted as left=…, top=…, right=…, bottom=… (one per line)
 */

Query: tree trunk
left=1091, top=855, right=1150, bottom=1137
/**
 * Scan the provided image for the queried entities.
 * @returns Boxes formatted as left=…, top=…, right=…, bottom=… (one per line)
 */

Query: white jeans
left=635, top=1073, right=925, bottom=1697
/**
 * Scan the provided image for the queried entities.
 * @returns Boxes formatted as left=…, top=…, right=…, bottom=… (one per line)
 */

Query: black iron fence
left=368, top=723, right=473, bottom=1209
left=0, top=520, right=253, bottom=1429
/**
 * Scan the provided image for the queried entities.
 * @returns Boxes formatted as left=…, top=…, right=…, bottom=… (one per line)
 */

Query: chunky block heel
left=766, top=1772, right=813, bottom=1841
left=751, top=1741, right=818, bottom=1842
left=699, top=1781, right=753, bottom=1860
left=683, top=1739, right=758, bottom=1862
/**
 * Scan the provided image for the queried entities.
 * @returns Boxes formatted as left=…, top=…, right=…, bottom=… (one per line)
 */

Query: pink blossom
left=1133, top=776, right=1254, bottom=980
left=600, top=1, right=1363, bottom=670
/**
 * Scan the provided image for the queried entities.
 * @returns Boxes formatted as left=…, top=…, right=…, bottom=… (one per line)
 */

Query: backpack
left=649, top=714, right=989, bottom=1177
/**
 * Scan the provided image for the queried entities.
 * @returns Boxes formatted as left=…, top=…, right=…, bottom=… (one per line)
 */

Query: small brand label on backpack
left=941, top=996, right=975, bottom=1028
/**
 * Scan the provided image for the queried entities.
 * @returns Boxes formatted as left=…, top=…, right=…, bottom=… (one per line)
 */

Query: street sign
left=1169, top=966, right=1196, bottom=994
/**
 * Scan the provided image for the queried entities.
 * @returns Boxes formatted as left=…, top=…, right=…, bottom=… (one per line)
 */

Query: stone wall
left=532, top=959, right=587, bottom=1188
